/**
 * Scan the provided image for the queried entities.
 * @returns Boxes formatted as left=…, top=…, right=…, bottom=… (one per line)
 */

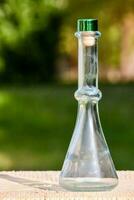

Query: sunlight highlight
left=0, top=153, right=12, bottom=169
left=0, top=92, right=10, bottom=107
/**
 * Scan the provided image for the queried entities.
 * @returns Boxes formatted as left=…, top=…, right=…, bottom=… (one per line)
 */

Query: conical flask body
left=60, top=103, right=118, bottom=191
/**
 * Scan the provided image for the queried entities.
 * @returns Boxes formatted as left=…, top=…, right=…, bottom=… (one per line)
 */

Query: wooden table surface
left=0, top=171, right=133, bottom=200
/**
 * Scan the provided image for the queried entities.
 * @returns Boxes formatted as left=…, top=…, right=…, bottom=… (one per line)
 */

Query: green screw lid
left=77, top=19, right=98, bottom=32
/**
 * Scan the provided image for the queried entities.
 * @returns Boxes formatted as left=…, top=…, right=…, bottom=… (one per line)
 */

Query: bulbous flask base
left=59, top=177, right=118, bottom=192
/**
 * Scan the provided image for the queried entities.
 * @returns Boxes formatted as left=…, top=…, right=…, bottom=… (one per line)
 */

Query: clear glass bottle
left=59, top=19, right=118, bottom=192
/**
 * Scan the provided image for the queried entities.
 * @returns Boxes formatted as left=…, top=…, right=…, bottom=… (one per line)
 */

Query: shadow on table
left=0, top=174, right=66, bottom=192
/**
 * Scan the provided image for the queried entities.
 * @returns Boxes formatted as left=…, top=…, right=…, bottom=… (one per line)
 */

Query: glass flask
left=59, top=19, right=118, bottom=192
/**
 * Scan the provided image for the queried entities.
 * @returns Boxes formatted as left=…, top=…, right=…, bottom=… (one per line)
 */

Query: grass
left=0, top=84, right=133, bottom=170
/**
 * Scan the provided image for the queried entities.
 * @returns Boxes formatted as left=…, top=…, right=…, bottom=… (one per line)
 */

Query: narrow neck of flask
left=76, top=32, right=100, bottom=89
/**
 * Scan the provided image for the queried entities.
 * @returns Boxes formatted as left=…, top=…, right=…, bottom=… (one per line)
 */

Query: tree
left=0, top=0, right=65, bottom=83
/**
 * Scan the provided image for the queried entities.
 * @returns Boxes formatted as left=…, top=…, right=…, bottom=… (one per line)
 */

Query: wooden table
left=0, top=171, right=133, bottom=199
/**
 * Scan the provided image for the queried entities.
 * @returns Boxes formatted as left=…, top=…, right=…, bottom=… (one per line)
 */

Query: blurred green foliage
left=0, top=0, right=64, bottom=83
left=0, top=0, right=133, bottom=171
left=0, top=0, right=134, bottom=82
left=0, top=85, right=133, bottom=170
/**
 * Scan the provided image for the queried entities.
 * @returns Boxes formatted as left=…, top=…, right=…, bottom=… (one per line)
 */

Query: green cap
left=77, top=19, right=98, bottom=32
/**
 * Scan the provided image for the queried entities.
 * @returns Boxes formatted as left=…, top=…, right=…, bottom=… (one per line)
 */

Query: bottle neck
left=75, top=32, right=100, bottom=89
